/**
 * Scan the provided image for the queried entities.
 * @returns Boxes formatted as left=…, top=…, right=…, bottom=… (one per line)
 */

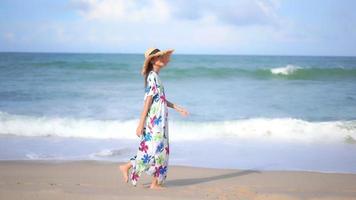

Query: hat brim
left=141, top=49, right=174, bottom=75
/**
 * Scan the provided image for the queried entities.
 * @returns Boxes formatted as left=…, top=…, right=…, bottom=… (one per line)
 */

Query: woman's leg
left=150, top=177, right=164, bottom=189
left=119, top=161, right=132, bottom=183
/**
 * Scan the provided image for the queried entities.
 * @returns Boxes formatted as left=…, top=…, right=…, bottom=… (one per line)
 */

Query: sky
left=0, top=0, right=356, bottom=56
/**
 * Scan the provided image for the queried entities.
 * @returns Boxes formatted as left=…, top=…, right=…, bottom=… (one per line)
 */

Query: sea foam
left=270, top=64, right=301, bottom=75
left=1, top=111, right=355, bottom=144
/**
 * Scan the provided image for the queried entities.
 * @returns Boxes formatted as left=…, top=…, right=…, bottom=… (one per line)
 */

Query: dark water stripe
left=161, top=67, right=356, bottom=80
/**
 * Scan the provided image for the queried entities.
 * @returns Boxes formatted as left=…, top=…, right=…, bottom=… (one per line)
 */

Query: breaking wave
left=1, top=111, right=355, bottom=144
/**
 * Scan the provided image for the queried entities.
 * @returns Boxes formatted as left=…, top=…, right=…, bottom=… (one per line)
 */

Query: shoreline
left=1, top=134, right=356, bottom=174
left=0, top=160, right=355, bottom=200
left=1, top=159, right=356, bottom=175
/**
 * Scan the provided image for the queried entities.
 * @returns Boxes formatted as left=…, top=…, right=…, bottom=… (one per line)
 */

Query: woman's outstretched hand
left=175, top=105, right=189, bottom=117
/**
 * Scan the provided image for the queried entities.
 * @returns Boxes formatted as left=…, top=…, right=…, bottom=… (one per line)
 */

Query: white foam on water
left=90, top=148, right=131, bottom=158
left=270, top=64, right=302, bottom=75
left=25, top=153, right=60, bottom=160
left=1, top=111, right=355, bottom=144
left=0, top=111, right=138, bottom=139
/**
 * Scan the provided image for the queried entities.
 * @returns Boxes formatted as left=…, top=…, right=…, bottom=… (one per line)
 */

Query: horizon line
left=0, top=51, right=355, bottom=58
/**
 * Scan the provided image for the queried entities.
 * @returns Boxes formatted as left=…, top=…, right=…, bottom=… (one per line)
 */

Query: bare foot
left=150, top=183, right=165, bottom=189
left=119, top=165, right=129, bottom=183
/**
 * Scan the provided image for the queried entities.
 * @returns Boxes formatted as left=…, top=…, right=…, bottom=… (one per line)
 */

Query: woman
left=119, top=47, right=189, bottom=189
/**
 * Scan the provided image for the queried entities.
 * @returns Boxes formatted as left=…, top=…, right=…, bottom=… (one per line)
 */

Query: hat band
left=149, top=48, right=160, bottom=56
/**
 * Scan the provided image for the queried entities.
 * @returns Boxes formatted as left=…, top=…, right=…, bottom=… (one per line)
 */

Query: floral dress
left=129, top=70, right=169, bottom=186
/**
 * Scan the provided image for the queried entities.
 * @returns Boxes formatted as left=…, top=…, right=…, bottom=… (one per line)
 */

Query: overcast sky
left=1, top=0, right=356, bottom=56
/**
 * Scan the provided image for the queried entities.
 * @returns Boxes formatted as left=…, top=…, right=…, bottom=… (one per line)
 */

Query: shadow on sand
left=165, top=169, right=261, bottom=187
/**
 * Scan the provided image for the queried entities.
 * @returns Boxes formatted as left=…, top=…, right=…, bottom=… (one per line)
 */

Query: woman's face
left=151, top=53, right=171, bottom=69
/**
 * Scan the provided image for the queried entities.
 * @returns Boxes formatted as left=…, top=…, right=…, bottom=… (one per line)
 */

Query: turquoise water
left=0, top=52, right=356, bottom=173
left=1, top=53, right=356, bottom=121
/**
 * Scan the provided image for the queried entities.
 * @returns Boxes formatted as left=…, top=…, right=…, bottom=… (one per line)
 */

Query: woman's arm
left=166, top=99, right=189, bottom=117
left=166, top=100, right=175, bottom=109
left=136, top=96, right=153, bottom=137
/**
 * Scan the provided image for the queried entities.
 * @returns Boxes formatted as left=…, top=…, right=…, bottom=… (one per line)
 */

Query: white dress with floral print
left=129, top=70, right=169, bottom=186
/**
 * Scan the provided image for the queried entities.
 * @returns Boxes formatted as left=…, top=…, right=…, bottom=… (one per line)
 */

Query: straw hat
left=141, top=47, right=174, bottom=75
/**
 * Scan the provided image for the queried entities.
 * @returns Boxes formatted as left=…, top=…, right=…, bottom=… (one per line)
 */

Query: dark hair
left=143, top=61, right=153, bottom=88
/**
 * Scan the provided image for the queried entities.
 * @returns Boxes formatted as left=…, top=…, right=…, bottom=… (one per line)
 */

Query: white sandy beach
left=0, top=161, right=355, bottom=200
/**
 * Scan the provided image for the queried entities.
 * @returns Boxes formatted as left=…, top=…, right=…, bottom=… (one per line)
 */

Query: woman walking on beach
left=120, top=47, right=189, bottom=189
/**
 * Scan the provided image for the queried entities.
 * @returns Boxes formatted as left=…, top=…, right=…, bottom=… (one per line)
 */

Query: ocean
left=0, top=52, right=356, bottom=173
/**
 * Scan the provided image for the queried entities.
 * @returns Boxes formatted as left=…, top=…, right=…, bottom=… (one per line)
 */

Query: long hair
left=143, top=61, right=153, bottom=88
